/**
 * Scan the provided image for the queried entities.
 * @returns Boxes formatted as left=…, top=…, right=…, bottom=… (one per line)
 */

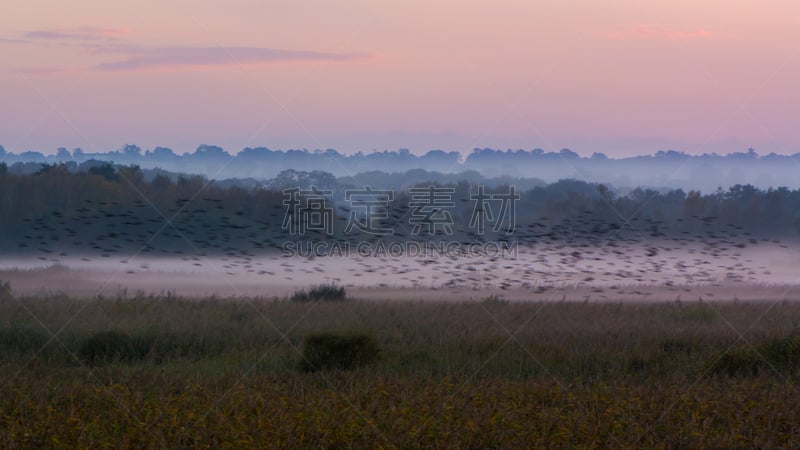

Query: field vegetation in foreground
left=1, top=290, right=800, bottom=448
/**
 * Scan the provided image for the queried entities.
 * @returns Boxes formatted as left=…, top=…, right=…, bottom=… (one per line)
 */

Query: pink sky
left=1, top=0, right=798, bottom=157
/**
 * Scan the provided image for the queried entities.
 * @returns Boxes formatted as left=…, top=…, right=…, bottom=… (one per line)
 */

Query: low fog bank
left=2, top=145, right=799, bottom=191
left=0, top=240, right=797, bottom=299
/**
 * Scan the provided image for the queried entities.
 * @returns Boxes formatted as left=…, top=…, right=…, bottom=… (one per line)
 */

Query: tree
left=194, top=145, right=230, bottom=158
left=123, top=144, right=142, bottom=156
left=559, top=148, right=580, bottom=159
left=57, top=147, right=72, bottom=160
left=88, top=163, right=119, bottom=182
left=117, top=165, right=144, bottom=185
left=684, top=190, right=705, bottom=217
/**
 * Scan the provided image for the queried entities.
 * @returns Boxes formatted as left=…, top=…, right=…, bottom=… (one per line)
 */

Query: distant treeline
left=0, top=162, right=798, bottom=256
left=2, top=144, right=800, bottom=191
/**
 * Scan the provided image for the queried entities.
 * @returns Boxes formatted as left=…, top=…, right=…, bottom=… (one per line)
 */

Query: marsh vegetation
left=2, top=292, right=800, bottom=447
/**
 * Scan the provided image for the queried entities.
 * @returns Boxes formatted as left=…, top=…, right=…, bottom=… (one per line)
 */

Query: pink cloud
left=94, top=46, right=373, bottom=71
left=604, top=24, right=712, bottom=41
left=9, top=26, right=374, bottom=74
left=25, top=26, right=131, bottom=41
left=16, top=46, right=374, bottom=75
left=0, top=37, right=30, bottom=44
left=16, top=67, right=84, bottom=75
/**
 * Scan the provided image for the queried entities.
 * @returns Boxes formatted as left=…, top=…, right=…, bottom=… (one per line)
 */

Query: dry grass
left=2, top=293, right=800, bottom=447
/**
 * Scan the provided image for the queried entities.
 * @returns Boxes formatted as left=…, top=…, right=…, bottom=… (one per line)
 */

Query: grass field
left=2, top=290, right=800, bottom=448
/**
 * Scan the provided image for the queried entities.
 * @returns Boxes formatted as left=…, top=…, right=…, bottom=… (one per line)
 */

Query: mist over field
left=0, top=153, right=798, bottom=300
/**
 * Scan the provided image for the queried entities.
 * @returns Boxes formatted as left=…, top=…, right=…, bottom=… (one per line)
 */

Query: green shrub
left=713, top=349, right=761, bottom=377
left=79, top=331, right=150, bottom=365
left=0, top=327, right=49, bottom=355
left=291, top=284, right=347, bottom=302
left=760, top=335, right=800, bottom=367
left=300, top=331, right=381, bottom=372
left=712, top=336, right=800, bottom=377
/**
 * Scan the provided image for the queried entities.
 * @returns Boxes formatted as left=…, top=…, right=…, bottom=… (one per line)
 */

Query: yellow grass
left=2, top=293, right=800, bottom=448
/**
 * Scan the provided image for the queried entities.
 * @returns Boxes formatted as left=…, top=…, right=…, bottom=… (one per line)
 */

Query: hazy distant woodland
left=0, top=159, right=799, bottom=256
left=2, top=144, right=800, bottom=191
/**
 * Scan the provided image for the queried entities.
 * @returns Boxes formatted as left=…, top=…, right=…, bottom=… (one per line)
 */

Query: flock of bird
left=4, top=195, right=794, bottom=295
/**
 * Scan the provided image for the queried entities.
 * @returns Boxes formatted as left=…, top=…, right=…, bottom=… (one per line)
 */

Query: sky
left=1, top=0, right=798, bottom=157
